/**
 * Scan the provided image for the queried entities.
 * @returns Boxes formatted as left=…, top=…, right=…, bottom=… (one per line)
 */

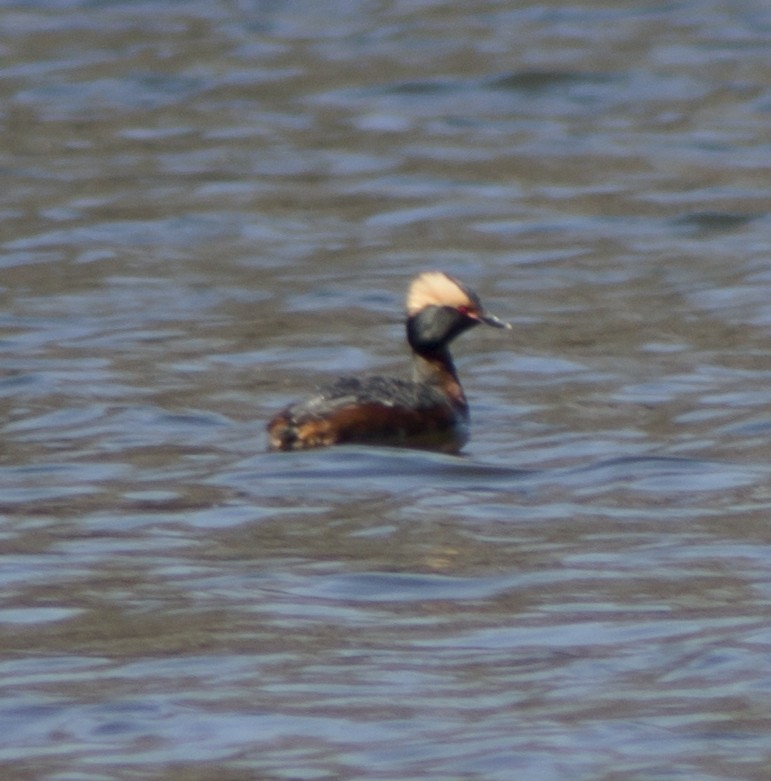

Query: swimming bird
left=267, top=271, right=510, bottom=452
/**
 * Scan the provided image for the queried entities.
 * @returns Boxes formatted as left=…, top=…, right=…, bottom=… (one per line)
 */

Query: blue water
left=1, top=1, right=771, bottom=780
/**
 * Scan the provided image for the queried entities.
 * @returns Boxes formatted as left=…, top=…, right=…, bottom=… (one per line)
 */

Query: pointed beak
left=478, top=312, right=512, bottom=330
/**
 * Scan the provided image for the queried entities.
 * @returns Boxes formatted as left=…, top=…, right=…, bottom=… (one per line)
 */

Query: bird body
left=267, top=272, right=510, bottom=452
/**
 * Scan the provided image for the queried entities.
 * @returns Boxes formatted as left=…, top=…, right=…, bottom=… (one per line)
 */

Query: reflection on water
left=1, top=1, right=771, bottom=779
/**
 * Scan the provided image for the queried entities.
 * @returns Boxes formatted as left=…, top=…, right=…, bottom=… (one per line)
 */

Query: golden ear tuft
left=406, top=272, right=473, bottom=316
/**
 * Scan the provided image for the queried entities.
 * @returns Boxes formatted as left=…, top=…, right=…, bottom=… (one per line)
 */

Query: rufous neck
left=411, top=348, right=467, bottom=412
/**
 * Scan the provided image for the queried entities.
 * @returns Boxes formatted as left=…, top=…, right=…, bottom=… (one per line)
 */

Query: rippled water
left=2, top=1, right=771, bottom=779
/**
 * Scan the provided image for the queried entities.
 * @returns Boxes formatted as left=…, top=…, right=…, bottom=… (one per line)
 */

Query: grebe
left=267, top=271, right=511, bottom=453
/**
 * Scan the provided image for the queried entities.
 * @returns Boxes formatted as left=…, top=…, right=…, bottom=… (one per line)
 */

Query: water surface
left=1, top=1, right=771, bottom=779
